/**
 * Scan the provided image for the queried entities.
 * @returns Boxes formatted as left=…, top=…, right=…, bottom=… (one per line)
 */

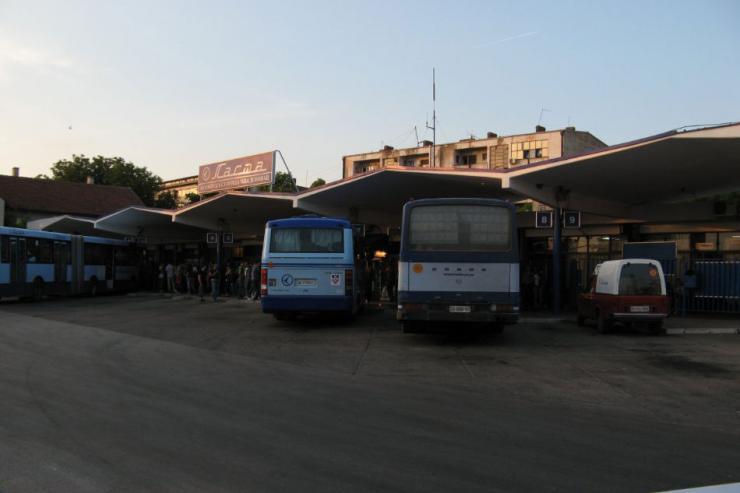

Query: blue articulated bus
left=0, top=226, right=137, bottom=300
left=396, top=198, right=520, bottom=333
left=261, top=216, right=364, bottom=320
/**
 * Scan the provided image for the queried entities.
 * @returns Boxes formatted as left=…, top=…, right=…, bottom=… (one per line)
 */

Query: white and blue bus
left=0, top=226, right=138, bottom=300
left=396, top=198, right=519, bottom=333
left=261, top=216, right=364, bottom=320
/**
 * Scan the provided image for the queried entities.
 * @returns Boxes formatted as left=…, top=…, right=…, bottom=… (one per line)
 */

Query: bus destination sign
left=197, top=151, right=275, bottom=194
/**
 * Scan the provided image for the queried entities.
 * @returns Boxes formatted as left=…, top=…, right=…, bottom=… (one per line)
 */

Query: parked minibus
left=396, top=198, right=519, bottom=333
left=260, top=216, right=364, bottom=319
left=0, top=226, right=137, bottom=300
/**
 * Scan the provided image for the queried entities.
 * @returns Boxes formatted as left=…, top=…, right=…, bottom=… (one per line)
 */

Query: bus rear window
left=270, top=228, right=344, bottom=254
left=619, top=263, right=662, bottom=296
left=408, top=204, right=511, bottom=252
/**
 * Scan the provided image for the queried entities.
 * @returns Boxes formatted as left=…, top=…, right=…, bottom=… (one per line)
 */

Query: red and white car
left=577, top=259, right=670, bottom=334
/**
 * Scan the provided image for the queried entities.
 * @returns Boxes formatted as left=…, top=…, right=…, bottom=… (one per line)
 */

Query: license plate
left=295, top=279, right=317, bottom=287
left=449, top=305, right=471, bottom=313
left=630, top=305, right=649, bottom=313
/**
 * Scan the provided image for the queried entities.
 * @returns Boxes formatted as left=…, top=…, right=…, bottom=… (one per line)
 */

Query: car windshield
left=619, top=263, right=662, bottom=295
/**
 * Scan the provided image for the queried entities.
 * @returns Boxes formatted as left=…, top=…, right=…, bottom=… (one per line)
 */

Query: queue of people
left=146, top=259, right=263, bottom=302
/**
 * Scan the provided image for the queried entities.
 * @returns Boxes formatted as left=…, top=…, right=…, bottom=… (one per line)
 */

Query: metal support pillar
left=552, top=207, right=561, bottom=315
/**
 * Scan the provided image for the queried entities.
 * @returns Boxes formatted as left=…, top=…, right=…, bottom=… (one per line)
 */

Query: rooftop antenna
left=425, top=68, right=436, bottom=167
left=414, top=125, right=420, bottom=146
left=538, top=107, right=551, bottom=126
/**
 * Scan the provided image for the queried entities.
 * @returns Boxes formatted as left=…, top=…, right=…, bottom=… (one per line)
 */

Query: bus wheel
left=89, top=277, right=98, bottom=297
left=489, top=322, right=505, bottom=334
left=401, top=321, right=421, bottom=334
left=32, top=279, right=45, bottom=301
left=649, top=320, right=665, bottom=335
left=596, top=310, right=612, bottom=334
left=576, top=314, right=586, bottom=326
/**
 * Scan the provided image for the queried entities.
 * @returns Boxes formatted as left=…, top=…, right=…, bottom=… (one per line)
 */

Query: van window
left=619, top=263, right=662, bottom=295
left=270, top=228, right=344, bottom=253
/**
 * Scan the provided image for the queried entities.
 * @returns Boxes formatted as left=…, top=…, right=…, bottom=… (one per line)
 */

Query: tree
left=49, top=155, right=163, bottom=206
left=257, top=171, right=297, bottom=193
left=310, top=178, right=326, bottom=188
left=184, top=192, right=201, bottom=204
left=154, top=191, right=177, bottom=209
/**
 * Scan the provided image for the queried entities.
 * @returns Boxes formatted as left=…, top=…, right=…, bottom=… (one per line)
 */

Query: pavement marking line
left=352, top=325, right=377, bottom=375
left=455, top=348, right=475, bottom=378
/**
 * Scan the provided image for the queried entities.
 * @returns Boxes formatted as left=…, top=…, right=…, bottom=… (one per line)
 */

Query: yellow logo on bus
left=412, top=263, right=424, bottom=274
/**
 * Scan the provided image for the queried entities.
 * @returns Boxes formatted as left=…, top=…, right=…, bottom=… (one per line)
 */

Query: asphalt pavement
left=0, top=294, right=739, bottom=492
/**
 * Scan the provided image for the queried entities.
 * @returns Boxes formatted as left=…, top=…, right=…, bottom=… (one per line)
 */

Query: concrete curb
left=666, top=328, right=739, bottom=335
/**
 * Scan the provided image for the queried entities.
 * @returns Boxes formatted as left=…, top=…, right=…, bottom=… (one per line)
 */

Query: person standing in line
left=187, top=265, right=196, bottom=295
left=250, top=260, right=261, bottom=300
left=209, top=264, right=220, bottom=302
left=197, top=265, right=206, bottom=302
left=237, top=261, right=246, bottom=299
left=165, top=262, right=175, bottom=293
left=533, top=268, right=543, bottom=310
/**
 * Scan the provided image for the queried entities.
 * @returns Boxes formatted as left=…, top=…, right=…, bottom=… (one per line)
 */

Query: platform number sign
left=222, top=232, right=234, bottom=244
left=563, top=211, right=581, bottom=229
left=206, top=232, right=218, bottom=244
left=535, top=211, right=553, bottom=229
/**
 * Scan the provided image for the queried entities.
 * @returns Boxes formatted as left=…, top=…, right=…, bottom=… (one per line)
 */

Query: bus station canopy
left=172, top=191, right=300, bottom=233
left=33, top=122, right=740, bottom=239
left=93, top=207, right=203, bottom=242
left=503, top=122, right=740, bottom=222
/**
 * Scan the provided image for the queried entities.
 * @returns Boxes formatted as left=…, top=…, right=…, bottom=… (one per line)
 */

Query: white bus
left=396, top=198, right=520, bottom=333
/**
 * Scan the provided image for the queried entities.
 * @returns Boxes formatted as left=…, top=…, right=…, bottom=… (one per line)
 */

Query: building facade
left=159, top=175, right=199, bottom=207
left=342, top=126, right=606, bottom=178
left=0, top=169, right=143, bottom=228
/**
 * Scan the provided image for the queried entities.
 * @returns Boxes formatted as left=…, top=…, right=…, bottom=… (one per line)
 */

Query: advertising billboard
left=197, top=151, right=274, bottom=194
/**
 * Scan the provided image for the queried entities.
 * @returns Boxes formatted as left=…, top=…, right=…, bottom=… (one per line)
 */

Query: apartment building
left=342, top=126, right=606, bottom=178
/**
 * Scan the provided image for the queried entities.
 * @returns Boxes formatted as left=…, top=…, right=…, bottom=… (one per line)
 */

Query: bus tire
left=89, top=277, right=98, bottom=297
left=596, top=310, right=611, bottom=334
left=577, top=314, right=586, bottom=326
left=489, top=322, right=505, bottom=334
left=32, top=278, right=45, bottom=301
left=401, top=321, right=421, bottom=334
left=649, top=320, right=665, bottom=335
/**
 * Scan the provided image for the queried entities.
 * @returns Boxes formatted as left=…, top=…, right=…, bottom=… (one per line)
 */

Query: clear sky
left=1, top=0, right=738, bottom=184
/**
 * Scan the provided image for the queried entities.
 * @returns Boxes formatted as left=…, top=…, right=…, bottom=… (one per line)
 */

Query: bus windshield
left=408, top=204, right=511, bottom=252
left=270, top=228, right=344, bottom=254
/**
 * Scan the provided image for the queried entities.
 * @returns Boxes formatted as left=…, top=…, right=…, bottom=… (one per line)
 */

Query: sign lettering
left=198, top=151, right=275, bottom=194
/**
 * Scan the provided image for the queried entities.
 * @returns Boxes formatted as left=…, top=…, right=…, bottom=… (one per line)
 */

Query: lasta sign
left=197, top=151, right=275, bottom=194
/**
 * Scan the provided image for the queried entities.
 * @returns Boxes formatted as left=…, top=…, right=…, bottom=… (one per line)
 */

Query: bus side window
left=27, top=238, right=52, bottom=264
left=0, top=236, right=8, bottom=263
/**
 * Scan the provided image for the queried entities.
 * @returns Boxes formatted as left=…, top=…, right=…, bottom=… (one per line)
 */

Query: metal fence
left=567, top=255, right=740, bottom=315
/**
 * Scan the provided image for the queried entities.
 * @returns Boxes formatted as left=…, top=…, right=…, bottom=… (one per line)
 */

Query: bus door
left=70, top=236, right=84, bottom=295
left=54, top=241, right=69, bottom=284
left=9, top=237, right=27, bottom=288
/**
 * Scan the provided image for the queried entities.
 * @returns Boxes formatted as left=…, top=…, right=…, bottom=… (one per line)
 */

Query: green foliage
left=154, top=191, right=177, bottom=209
left=50, top=155, right=163, bottom=206
left=184, top=192, right=201, bottom=204
left=257, top=171, right=297, bottom=193
left=310, top=178, right=326, bottom=188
